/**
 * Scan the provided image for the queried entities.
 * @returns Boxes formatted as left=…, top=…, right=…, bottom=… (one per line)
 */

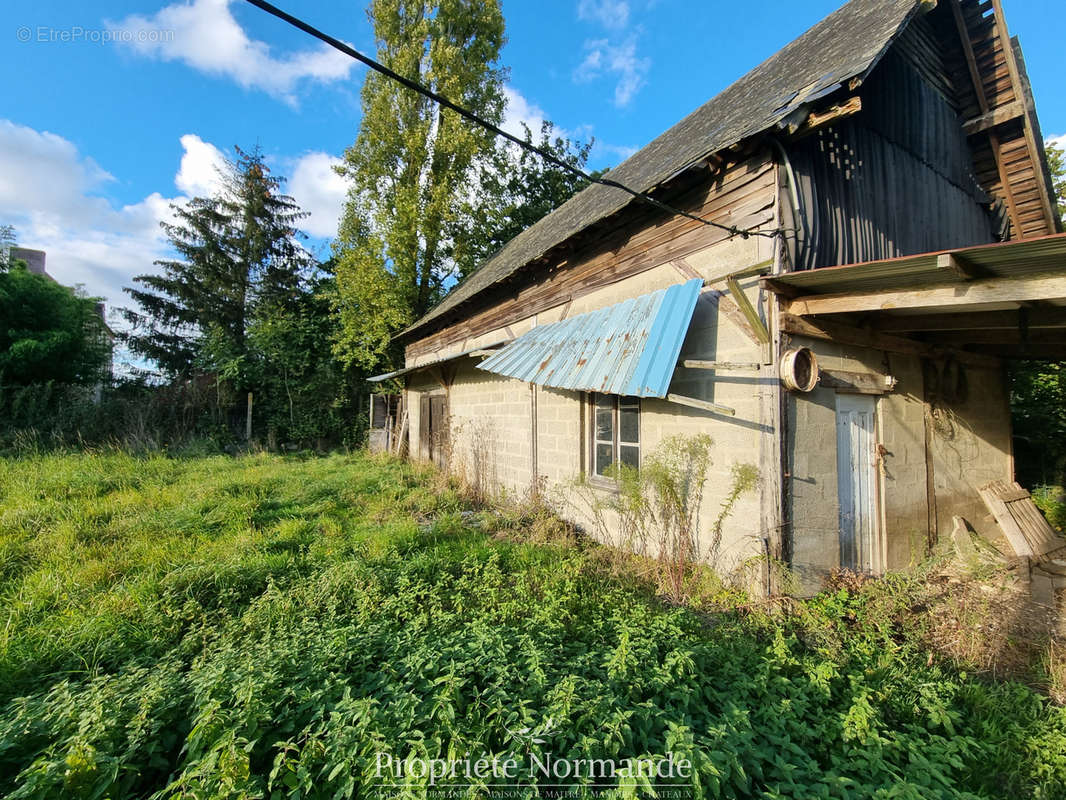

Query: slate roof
left=402, top=0, right=923, bottom=341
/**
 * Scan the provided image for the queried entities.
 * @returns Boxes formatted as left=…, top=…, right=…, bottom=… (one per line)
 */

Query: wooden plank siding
left=406, top=152, right=776, bottom=359
left=932, top=0, right=1059, bottom=239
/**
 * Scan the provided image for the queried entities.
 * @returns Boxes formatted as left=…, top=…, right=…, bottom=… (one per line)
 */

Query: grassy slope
left=0, top=452, right=1064, bottom=799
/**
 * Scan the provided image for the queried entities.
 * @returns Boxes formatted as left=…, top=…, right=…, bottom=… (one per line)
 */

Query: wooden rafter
left=873, top=307, right=1066, bottom=333
left=988, top=0, right=1060, bottom=235
left=782, top=313, right=1001, bottom=368
left=948, top=0, right=1022, bottom=237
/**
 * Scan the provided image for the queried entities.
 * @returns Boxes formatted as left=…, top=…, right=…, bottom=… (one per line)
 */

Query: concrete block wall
left=787, top=337, right=1013, bottom=594
left=406, top=233, right=781, bottom=582
left=927, top=364, right=1012, bottom=545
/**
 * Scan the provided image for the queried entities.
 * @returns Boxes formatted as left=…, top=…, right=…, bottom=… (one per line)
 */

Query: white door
left=835, top=394, right=881, bottom=573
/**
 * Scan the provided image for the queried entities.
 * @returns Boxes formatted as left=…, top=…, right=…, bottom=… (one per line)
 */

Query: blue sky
left=2, top=0, right=1064, bottom=320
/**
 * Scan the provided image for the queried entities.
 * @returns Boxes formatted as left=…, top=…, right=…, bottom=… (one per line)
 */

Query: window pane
left=595, top=443, right=614, bottom=476
left=620, top=444, right=639, bottom=470
left=619, top=401, right=639, bottom=445
left=595, top=395, right=614, bottom=442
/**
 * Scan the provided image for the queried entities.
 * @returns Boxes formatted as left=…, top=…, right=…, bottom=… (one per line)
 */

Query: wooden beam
left=794, top=96, right=863, bottom=137
left=962, top=99, right=1025, bottom=136
left=819, top=368, right=898, bottom=395
left=786, top=272, right=1066, bottom=317
left=976, top=344, right=1066, bottom=360
left=760, top=277, right=805, bottom=299
left=681, top=360, right=761, bottom=371
left=726, top=276, right=771, bottom=344
left=936, top=252, right=979, bottom=280
left=666, top=393, right=736, bottom=417
left=920, top=329, right=1066, bottom=346
left=671, top=258, right=703, bottom=281
left=703, top=258, right=776, bottom=284
left=873, top=308, right=1066, bottom=333
left=782, top=313, right=1002, bottom=368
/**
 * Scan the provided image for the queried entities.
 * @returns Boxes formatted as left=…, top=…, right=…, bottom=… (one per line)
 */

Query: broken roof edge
left=397, top=0, right=926, bottom=346
left=367, top=340, right=508, bottom=383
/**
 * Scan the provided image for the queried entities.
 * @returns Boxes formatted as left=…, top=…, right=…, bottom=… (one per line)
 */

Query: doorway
left=419, top=393, right=449, bottom=467
left=835, top=394, right=883, bottom=573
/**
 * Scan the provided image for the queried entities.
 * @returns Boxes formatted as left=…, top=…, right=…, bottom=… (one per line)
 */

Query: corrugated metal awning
left=477, top=278, right=703, bottom=397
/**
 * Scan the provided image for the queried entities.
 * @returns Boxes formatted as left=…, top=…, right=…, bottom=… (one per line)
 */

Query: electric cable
left=242, top=0, right=780, bottom=241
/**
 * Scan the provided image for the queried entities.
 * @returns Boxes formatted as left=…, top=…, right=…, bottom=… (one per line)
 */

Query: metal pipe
left=768, top=137, right=816, bottom=268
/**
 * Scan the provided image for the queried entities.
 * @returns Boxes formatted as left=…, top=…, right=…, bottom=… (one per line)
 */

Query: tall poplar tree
left=332, top=0, right=506, bottom=371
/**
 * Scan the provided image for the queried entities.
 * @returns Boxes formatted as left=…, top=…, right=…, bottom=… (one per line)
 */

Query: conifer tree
left=122, top=146, right=313, bottom=385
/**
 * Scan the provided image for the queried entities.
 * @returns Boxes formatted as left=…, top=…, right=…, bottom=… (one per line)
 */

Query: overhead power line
left=242, top=0, right=777, bottom=241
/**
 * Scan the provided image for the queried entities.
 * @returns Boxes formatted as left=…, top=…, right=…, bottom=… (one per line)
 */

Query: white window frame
left=589, top=393, right=640, bottom=482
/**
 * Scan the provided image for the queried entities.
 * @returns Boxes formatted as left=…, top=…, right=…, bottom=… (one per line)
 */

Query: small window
left=590, top=393, right=640, bottom=478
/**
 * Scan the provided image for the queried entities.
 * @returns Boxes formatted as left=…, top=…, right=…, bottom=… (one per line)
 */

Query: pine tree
left=122, top=146, right=313, bottom=385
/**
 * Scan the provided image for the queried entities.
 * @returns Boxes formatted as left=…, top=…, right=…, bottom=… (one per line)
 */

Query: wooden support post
left=725, top=276, right=770, bottom=345
left=245, top=391, right=253, bottom=441
left=666, top=393, right=736, bottom=417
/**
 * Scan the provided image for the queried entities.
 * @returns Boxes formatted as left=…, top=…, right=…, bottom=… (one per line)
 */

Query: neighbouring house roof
left=402, top=0, right=924, bottom=341
left=477, top=278, right=703, bottom=398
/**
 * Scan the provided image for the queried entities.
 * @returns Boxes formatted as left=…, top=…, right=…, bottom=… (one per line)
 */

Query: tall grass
left=1, top=452, right=1064, bottom=798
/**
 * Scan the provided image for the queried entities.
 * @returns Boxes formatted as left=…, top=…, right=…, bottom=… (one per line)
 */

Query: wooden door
left=420, top=394, right=448, bottom=466
left=835, top=394, right=881, bottom=573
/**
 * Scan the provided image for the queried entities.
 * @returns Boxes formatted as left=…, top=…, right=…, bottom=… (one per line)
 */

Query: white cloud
left=0, top=122, right=349, bottom=334
left=286, top=152, right=348, bottom=239
left=109, top=0, right=355, bottom=102
left=577, top=0, right=630, bottom=30
left=0, top=121, right=185, bottom=320
left=573, top=37, right=650, bottom=107
left=1048, top=134, right=1066, bottom=151
left=502, top=86, right=550, bottom=140
left=174, top=134, right=228, bottom=197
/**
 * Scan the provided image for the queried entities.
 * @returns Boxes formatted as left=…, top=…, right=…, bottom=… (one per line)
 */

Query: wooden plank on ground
left=979, top=480, right=1065, bottom=558
left=980, top=481, right=1033, bottom=555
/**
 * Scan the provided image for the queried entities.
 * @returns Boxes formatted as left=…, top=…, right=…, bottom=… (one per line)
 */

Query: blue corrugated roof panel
left=476, top=278, right=702, bottom=397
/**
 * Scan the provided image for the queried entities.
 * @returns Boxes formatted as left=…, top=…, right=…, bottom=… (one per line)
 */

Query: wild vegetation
left=1, top=450, right=1064, bottom=799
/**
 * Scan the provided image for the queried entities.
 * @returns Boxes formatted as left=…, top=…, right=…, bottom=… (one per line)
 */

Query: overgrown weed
left=2, top=450, right=1066, bottom=798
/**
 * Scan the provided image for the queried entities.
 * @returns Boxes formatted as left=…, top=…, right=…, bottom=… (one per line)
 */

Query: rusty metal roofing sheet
left=476, top=279, right=702, bottom=397
left=770, top=233, right=1066, bottom=295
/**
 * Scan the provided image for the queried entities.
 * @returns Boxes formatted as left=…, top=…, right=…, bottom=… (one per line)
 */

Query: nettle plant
left=574, top=433, right=758, bottom=602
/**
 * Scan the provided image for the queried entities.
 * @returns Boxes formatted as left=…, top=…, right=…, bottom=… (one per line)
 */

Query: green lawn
left=0, top=452, right=1064, bottom=799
